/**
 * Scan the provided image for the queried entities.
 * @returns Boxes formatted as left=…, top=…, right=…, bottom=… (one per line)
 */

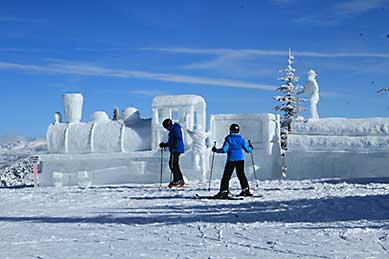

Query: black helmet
left=162, top=118, right=172, bottom=129
left=229, top=123, right=240, bottom=133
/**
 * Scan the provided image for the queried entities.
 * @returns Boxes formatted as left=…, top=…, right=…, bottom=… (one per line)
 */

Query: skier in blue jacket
left=159, top=118, right=185, bottom=187
left=212, top=124, right=253, bottom=198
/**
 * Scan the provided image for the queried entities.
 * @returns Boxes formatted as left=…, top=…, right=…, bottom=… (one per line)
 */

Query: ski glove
left=248, top=143, right=254, bottom=149
left=212, top=146, right=217, bottom=152
left=159, top=142, right=168, bottom=148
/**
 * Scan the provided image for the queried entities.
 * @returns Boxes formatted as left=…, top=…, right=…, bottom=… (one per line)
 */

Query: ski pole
left=160, top=148, right=163, bottom=187
left=248, top=140, right=259, bottom=188
left=169, top=151, right=173, bottom=183
left=208, top=142, right=216, bottom=191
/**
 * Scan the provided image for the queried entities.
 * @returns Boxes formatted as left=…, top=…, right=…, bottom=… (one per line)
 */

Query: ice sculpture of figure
left=186, top=125, right=208, bottom=181
left=300, top=69, right=320, bottom=120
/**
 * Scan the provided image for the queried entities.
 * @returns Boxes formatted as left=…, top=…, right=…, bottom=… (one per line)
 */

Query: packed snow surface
left=1, top=178, right=389, bottom=258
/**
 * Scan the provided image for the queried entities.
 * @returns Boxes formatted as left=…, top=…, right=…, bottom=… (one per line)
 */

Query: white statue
left=186, top=125, right=209, bottom=181
left=298, top=69, right=320, bottom=120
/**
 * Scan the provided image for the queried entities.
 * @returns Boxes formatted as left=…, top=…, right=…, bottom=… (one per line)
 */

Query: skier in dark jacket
left=159, top=118, right=185, bottom=187
left=212, top=124, right=253, bottom=198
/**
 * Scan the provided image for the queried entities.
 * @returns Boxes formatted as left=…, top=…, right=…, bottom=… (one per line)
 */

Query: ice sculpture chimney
left=63, top=93, right=83, bottom=123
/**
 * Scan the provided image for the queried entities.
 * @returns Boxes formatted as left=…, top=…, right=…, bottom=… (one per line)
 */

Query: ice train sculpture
left=37, top=93, right=389, bottom=186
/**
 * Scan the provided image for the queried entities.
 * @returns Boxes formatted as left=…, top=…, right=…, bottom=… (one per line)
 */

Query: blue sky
left=0, top=0, right=389, bottom=137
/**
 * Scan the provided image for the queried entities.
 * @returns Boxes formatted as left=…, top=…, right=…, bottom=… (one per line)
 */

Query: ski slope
left=1, top=178, right=389, bottom=258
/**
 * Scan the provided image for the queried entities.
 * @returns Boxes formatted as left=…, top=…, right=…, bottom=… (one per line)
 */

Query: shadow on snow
left=1, top=194, right=389, bottom=225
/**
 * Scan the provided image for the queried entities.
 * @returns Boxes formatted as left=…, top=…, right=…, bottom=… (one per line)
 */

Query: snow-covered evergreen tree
left=113, top=107, right=119, bottom=121
left=273, top=49, right=301, bottom=176
left=377, top=88, right=389, bottom=94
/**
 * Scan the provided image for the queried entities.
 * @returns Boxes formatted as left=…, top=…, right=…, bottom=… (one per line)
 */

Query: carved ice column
left=63, top=93, right=83, bottom=123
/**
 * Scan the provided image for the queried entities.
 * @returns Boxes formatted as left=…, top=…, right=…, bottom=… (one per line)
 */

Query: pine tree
left=377, top=88, right=389, bottom=94
left=113, top=107, right=119, bottom=121
left=273, top=49, right=300, bottom=176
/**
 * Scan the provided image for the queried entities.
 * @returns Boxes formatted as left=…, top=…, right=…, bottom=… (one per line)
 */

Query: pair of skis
left=195, top=193, right=263, bottom=200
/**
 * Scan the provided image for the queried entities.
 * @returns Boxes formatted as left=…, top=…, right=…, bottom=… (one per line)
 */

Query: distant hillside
left=0, top=137, right=47, bottom=187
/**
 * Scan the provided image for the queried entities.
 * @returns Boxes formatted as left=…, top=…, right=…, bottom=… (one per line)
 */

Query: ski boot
left=238, top=187, right=253, bottom=197
left=168, top=179, right=185, bottom=188
left=176, top=179, right=185, bottom=188
left=213, top=190, right=229, bottom=199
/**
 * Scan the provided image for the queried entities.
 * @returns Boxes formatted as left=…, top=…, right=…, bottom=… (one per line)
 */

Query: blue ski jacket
left=168, top=123, right=185, bottom=153
left=215, top=134, right=252, bottom=161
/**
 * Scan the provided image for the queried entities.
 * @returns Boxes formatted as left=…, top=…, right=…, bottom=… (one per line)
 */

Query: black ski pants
left=169, top=152, right=184, bottom=182
left=220, top=160, right=249, bottom=191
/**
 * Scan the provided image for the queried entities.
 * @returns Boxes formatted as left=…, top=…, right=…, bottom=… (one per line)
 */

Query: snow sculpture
left=77, top=171, right=92, bottom=187
left=39, top=91, right=389, bottom=186
left=151, top=95, right=206, bottom=150
left=47, top=96, right=151, bottom=153
left=121, top=107, right=140, bottom=124
left=52, top=172, right=64, bottom=187
left=47, top=119, right=151, bottom=153
left=288, top=117, right=389, bottom=179
left=63, top=93, right=83, bottom=123
left=299, top=70, right=320, bottom=121
left=91, top=111, right=110, bottom=123
left=54, top=112, right=62, bottom=124
left=186, top=125, right=209, bottom=181
left=209, top=113, right=281, bottom=179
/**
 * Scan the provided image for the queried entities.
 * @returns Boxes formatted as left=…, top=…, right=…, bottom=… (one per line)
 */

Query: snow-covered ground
left=1, top=178, right=389, bottom=258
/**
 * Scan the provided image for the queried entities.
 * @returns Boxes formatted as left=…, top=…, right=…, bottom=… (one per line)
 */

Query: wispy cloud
left=74, top=47, right=125, bottom=52
left=293, top=15, right=339, bottom=26
left=128, top=89, right=166, bottom=96
left=334, top=0, right=387, bottom=15
left=0, top=16, right=24, bottom=22
left=269, top=0, right=293, bottom=5
left=0, top=15, right=43, bottom=23
left=293, top=0, right=388, bottom=26
left=0, top=60, right=277, bottom=91
left=141, top=47, right=285, bottom=57
left=0, top=48, right=52, bottom=53
left=320, top=91, right=351, bottom=98
left=141, top=47, right=389, bottom=59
